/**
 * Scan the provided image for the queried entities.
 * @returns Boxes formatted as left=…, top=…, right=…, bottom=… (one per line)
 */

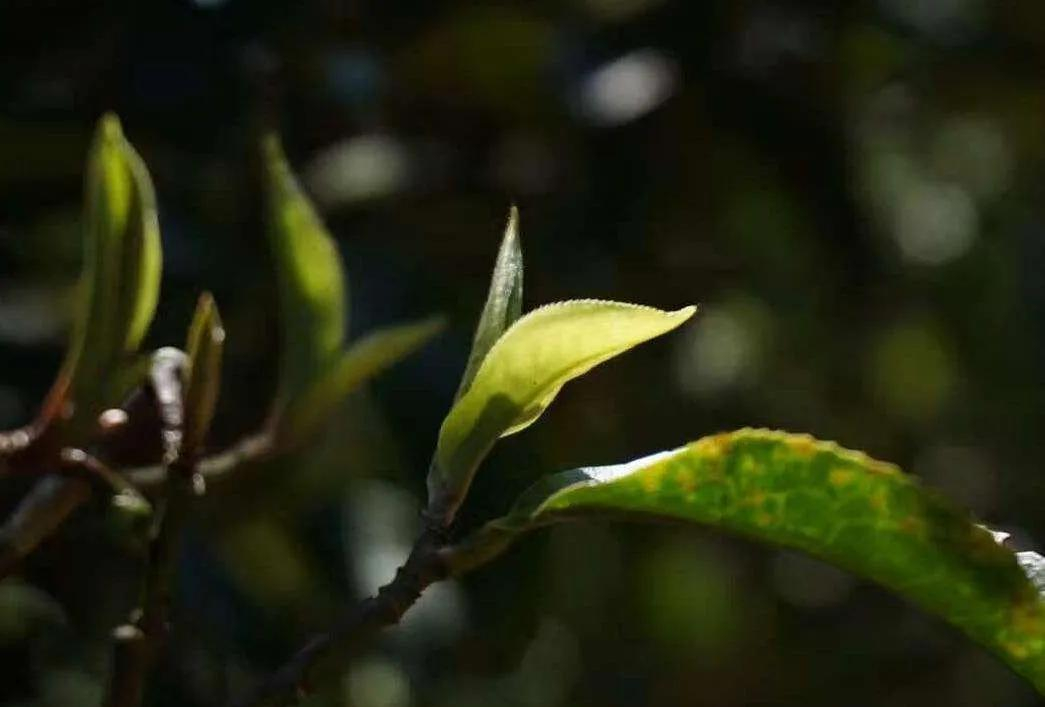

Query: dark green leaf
left=452, top=429, right=1045, bottom=693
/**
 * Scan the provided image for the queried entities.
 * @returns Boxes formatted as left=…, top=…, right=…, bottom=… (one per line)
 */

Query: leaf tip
left=506, top=203, right=520, bottom=236
left=197, top=291, right=226, bottom=342
left=261, top=132, right=284, bottom=161
left=97, top=112, right=124, bottom=143
left=674, top=304, right=699, bottom=323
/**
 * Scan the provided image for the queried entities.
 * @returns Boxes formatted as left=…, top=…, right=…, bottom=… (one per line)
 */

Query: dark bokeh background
left=3, top=1, right=1045, bottom=705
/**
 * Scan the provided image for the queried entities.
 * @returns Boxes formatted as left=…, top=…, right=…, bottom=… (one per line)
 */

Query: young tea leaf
left=278, top=317, right=444, bottom=448
left=452, top=429, right=1045, bottom=694
left=454, top=205, right=523, bottom=401
left=263, top=135, right=347, bottom=419
left=428, top=300, right=696, bottom=525
left=182, top=293, right=225, bottom=455
left=47, top=113, right=162, bottom=430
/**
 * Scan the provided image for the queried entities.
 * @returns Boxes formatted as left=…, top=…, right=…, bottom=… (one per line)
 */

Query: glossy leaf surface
left=455, top=429, right=1045, bottom=692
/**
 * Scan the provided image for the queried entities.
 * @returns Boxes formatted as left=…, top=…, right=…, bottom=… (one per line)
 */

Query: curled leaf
left=47, top=113, right=162, bottom=431
left=428, top=300, right=696, bottom=525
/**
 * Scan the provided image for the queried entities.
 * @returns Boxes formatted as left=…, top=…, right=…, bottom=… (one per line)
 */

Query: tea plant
left=1, top=116, right=1043, bottom=707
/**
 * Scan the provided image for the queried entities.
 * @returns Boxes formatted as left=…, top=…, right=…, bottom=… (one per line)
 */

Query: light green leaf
left=182, top=293, right=225, bottom=455
left=48, top=113, right=162, bottom=430
left=451, top=429, right=1045, bottom=693
left=454, top=205, right=523, bottom=401
left=428, top=300, right=696, bottom=524
left=263, top=135, right=347, bottom=416
left=278, top=317, right=444, bottom=448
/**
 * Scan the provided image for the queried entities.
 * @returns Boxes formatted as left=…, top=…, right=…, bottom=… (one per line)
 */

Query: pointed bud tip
left=261, top=133, right=284, bottom=162
left=676, top=304, right=699, bottom=321
left=97, top=112, right=124, bottom=143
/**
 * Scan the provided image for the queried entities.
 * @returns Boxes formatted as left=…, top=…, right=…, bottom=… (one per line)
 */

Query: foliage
left=1, top=113, right=1044, bottom=707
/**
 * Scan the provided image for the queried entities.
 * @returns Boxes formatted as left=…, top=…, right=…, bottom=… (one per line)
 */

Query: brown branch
left=126, top=432, right=274, bottom=490
left=0, top=475, right=92, bottom=578
left=104, top=471, right=194, bottom=707
left=226, top=517, right=522, bottom=707
left=228, top=525, right=451, bottom=707
left=105, top=349, right=194, bottom=707
left=0, top=432, right=273, bottom=582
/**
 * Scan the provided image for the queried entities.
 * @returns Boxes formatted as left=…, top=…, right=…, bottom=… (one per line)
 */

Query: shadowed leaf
left=263, top=135, right=347, bottom=420
left=279, top=317, right=444, bottom=447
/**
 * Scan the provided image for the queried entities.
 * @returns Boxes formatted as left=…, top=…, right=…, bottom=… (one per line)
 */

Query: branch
left=126, top=432, right=274, bottom=489
left=229, top=526, right=450, bottom=707
left=104, top=471, right=194, bottom=707
left=105, top=349, right=194, bottom=707
left=0, top=433, right=273, bottom=582
left=228, top=517, right=520, bottom=707
left=0, top=475, right=92, bottom=578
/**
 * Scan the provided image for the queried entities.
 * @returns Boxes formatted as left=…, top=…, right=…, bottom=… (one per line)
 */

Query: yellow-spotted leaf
left=454, top=205, right=523, bottom=401
left=47, top=113, right=162, bottom=430
left=278, top=317, right=444, bottom=447
left=428, top=300, right=696, bottom=524
left=451, top=429, right=1045, bottom=693
left=182, top=293, right=225, bottom=455
left=263, top=135, right=347, bottom=418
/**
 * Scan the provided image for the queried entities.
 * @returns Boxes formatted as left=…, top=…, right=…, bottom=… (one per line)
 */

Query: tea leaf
left=263, top=135, right=347, bottom=418
left=454, top=205, right=523, bottom=400
left=429, top=300, right=696, bottom=524
left=454, top=429, right=1045, bottom=693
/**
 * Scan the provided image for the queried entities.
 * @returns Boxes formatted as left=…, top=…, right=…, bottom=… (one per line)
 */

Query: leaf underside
left=460, top=429, right=1045, bottom=692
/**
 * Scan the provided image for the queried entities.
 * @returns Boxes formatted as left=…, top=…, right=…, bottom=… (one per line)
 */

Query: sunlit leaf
left=453, top=429, right=1045, bottom=693
left=263, top=135, right=347, bottom=418
left=428, top=300, right=696, bottom=524
left=46, top=113, right=162, bottom=430
left=182, top=293, right=225, bottom=455
left=279, top=317, right=444, bottom=448
left=454, top=205, right=523, bottom=401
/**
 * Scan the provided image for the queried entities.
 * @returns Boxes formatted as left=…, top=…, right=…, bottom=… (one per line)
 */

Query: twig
left=104, top=351, right=193, bottom=707
left=0, top=475, right=92, bottom=578
left=0, top=433, right=273, bottom=582
left=229, top=525, right=450, bottom=707
left=126, top=432, right=274, bottom=489
left=104, top=470, right=194, bottom=707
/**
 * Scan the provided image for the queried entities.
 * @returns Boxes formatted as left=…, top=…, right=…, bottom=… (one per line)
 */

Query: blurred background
left=3, top=0, right=1045, bottom=705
